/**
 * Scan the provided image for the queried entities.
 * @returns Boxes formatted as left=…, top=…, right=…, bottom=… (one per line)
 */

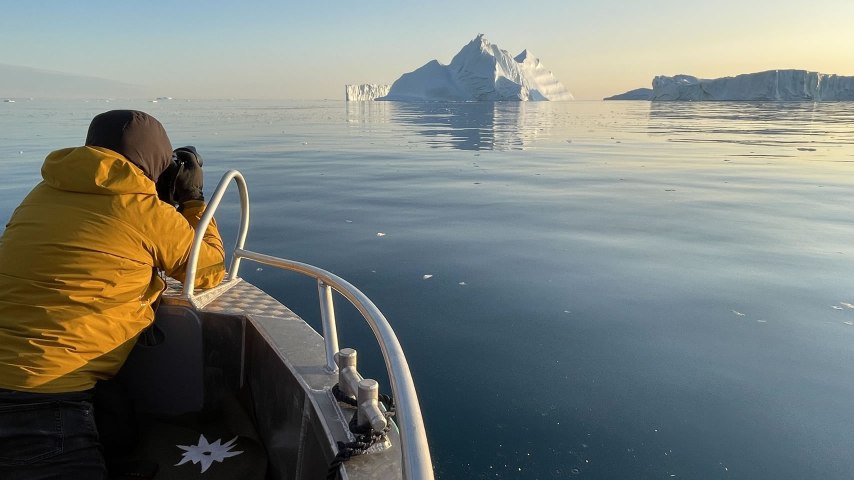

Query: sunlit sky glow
left=2, top=0, right=853, bottom=100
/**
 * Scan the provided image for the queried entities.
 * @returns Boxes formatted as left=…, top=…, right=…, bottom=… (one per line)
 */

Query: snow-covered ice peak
left=379, top=34, right=573, bottom=102
left=514, top=49, right=534, bottom=63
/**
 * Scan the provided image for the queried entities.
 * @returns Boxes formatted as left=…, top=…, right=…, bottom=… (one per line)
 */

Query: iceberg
left=603, top=88, right=652, bottom=100
left=649, top=70, right=854, bottom=101
left=377, top=34, right=572, bottom=102
left=346, top=84, right=390, bottom=101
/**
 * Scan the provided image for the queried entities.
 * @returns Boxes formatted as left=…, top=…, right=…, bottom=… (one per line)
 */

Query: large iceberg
left=378, top=34, right=572, bottom=102
left=649, top=70, right=854, bottom=101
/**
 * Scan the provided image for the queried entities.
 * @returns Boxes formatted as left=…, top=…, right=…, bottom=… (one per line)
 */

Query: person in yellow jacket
left=0, top=110, right=226, bottom=479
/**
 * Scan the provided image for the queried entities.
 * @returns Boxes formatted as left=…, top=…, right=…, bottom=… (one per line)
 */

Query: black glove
left=172, top=146, right=205, bottom=207
left=156, top=154, right=180, bottom=206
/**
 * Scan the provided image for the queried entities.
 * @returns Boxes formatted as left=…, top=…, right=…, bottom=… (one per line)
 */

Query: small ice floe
left=756, top=319, right=767, bottom=323
left=458, top=282, right=467, bottom=286
left=840, top=302, right=854, bottom=309
left=376, top=232, right=386, bottom=237
left=844, top=321, right=853, bottom=326
left=256, top=267, right=263, bottom=272
left=19, top=151, right=24, bottom=155
left=4, top=99, right=15, bottom=103
left=731, top=310, right=746, bottom=316
left=422, top=274, right=433, bottom=280
left=345, top=219, right=353, bottom=223
left=302, top=141, right=308, bottom=145
left=832, top=305, right=844, bottom=310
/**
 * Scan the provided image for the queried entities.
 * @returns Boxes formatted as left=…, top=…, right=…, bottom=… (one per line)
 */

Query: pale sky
left=2, top=0, right=853, bottom=100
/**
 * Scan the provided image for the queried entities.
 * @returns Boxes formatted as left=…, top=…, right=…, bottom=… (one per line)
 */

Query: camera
left=156, top=146, right=202, bottom=207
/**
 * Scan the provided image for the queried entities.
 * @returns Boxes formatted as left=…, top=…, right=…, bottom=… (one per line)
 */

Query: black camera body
left=156, top=146, right=202, bottom=208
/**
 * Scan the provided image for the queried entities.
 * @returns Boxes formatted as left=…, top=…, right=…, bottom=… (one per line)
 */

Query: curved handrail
left=183, top=169, right=250, bottom=298
left=182, top=170, right=434, bottom=480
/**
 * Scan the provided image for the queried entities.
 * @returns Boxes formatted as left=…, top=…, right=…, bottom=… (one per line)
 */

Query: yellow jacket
left=0, top=146, right=226, bottom=392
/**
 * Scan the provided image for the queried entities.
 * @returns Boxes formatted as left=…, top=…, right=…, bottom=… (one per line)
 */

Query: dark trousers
left=0, top=388, right=107, bottom=480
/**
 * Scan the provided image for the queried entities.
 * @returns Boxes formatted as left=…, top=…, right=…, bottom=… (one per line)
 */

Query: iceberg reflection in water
left=346, top=101, right=557, bottom=151
left=646, top=101, right=854, bottom=148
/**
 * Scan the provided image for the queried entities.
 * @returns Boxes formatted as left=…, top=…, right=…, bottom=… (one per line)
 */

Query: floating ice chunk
left=376, top=232, right=386, bottom=237
left=422, top=274, right=433, bottom=280
left=345, top=219, right=353, bottom=223
left=731, top=310, right=745, bottom=316
left=844, top=321, right=853, bottom=326
left=832, top=305, right=844, bottom=310
left=256, top=267, right=263, bottom=272
left=459, top=282, right=467, bottom=285
left=840, top=302, right=854, bottom=309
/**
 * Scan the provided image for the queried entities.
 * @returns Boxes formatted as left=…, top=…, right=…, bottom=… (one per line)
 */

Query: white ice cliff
left=378, top=35, right=572, bottom=101
left=346, top=84, right=391, bottom=101
left=650, top=70, right=854, bottom=101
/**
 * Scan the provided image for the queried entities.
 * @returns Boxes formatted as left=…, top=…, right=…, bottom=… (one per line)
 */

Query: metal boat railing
left=181, top=170, right=433, bottom=480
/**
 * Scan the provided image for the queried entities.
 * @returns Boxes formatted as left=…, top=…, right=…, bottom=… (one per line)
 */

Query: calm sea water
left=2, top=99, right=854, bottom=479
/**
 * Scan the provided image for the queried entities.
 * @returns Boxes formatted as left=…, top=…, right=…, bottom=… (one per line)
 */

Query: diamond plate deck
left=163, top=277, right=300, bottom=320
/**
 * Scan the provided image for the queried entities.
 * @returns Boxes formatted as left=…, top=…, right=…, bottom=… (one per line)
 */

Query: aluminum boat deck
left=119, top=171, right=432, bottom=480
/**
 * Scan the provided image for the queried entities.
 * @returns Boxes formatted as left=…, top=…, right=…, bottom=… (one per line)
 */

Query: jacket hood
left=41, top=146, right=157, bottom=195
left=85, top=110, right=173, bottom=182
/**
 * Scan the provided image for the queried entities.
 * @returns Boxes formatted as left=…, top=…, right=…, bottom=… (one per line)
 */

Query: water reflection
left=646, top=101, right=854, bottom=148
left=346, top=101, right=556, bottom=151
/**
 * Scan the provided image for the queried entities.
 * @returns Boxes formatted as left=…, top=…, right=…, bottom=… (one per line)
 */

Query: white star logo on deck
left=175, top=434, right=244, bottom=473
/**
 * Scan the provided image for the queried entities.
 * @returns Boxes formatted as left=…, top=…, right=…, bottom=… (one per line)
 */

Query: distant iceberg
left=605, top=70, right=854, bottom=101
left=603, top=88, right=652, bottom=100
left=346, top=84, right=390, bottom=101
left=372, top=35, right=572, bottom=102
left=649, top=70, right=854, bottom=101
